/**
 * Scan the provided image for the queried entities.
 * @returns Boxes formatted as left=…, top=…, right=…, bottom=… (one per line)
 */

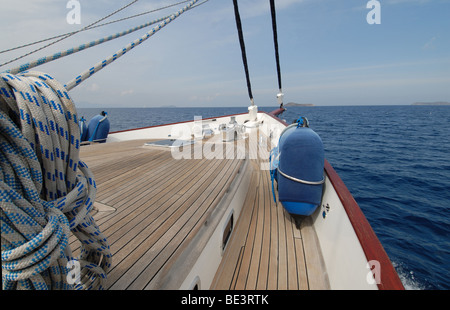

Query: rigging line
left=191, top=0, right=211, bottom=10
left=4, top=14, right=172, bottom=75
left=0, top=0, right=191, bottom=55
left=64, top=0, right=200, bottom=92
left=232, top=0, right=254, bottom=105
left=3, top=0, right=210, bottom=75
left=270, top=0, right=282, bottom=93
left=0, top=0, right=139, bottom=69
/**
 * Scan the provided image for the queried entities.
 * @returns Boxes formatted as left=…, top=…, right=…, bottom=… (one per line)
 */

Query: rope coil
left=1, top=0, right=205, bottom=290
left=1, top=71, right=111, bottom=290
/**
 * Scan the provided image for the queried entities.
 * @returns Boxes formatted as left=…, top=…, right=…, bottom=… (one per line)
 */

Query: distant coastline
left=285, top=102, right=314, bottom=107
left=412, top=102, right=450, bottom=106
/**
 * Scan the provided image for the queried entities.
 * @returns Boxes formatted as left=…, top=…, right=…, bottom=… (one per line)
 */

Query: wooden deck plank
left=77, top=138, right=244, bottom=290
left=93, top=159, right=210, bottom=261
left=81, top=141, right=167, bottom=182
left=98, top=155, right=192, bottom=208
left=211, top=130, right=329, bottom=291
left=210, top=171, right=259, bottom=290
left=276, top=196, right=288, bottom=290
left=294, top=238, right=309, bottom=290
left=256, top=171, right=271, bottom=290
left=267, top=173, right=280, bottom=290
left=107, top=159, right=228, bottom=289
left=69, top=155, right=206, bottom=254
left=71, top=145, right=203, bottom=250
left=285, top=207, right=299, bottom=290
left=300, top=217, right=331, bottom=290
left=143, top=158, right=244, bottom=290
left=233, top=181, right=259, bottom=290
left=76, top=128, right=329, bottom=291
left=245, top=171, right=265, bottom=290
left=127, top=159, right=237, bottom=290
left=95, top=152, right=173, bottom=203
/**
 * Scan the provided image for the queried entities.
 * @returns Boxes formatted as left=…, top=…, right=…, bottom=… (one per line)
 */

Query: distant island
left=285, top=102, right=314, bottom=107
left=160, top=105, right=178, bottom=108
left=412, top=102, right=450, bottom=106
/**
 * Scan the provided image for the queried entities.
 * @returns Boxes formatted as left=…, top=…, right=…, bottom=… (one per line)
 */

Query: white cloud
left=189, top=93, right=220, bottom=103
left=87, top=83, right=100, bottom=91
left=120, top=89, right=134, bottom=96
left=423, top=36, right=437, bottom=50
left=238, top=0, right=308, bottom=18
left=385, top=0, right=432, bottom=4
left=1, top=0, right=449, bottom=107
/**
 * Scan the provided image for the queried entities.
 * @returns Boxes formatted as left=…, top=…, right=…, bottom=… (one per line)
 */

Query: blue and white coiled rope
left=1, top=0, right=203, bottom=290
left=1, top=71, right=111, bottom=290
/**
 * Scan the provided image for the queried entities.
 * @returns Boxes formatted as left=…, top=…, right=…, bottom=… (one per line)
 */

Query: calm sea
left=79, top=105, right=450, bottom=290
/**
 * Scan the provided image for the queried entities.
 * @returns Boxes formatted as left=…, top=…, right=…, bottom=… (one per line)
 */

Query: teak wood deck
left=75, top=133, right=329, bottom=290
left=211, top=169, right=329, bottom=290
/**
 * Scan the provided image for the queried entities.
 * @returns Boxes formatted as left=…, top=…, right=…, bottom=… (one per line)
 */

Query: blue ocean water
left=78, top=105, right=450, bottom=290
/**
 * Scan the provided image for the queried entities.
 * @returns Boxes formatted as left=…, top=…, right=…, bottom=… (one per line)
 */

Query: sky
left=1, top=0, right=449, bottom=108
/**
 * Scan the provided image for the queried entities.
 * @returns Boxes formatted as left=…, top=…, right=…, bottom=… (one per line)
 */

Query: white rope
left=1, top=71, right=111, bottom=290
left=277, top=167, right=325, bottom=185
left=0, top=0, right=191, bottom=55
left=5, top=14, right=173, bottom=76
left=65, top=0, right=200, bottom=91
left=0, top=0, right=140, bottom=69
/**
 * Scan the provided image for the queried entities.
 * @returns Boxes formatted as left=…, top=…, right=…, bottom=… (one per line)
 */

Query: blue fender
left=79, top=117, right=88, bottom=141
left=87, top=111, right=110, bottom=143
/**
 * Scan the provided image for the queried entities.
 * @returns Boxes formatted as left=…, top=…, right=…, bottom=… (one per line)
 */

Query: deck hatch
left=222, top=213, right=234, bottom=251
left=144, top=139, right=195, bottom=148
